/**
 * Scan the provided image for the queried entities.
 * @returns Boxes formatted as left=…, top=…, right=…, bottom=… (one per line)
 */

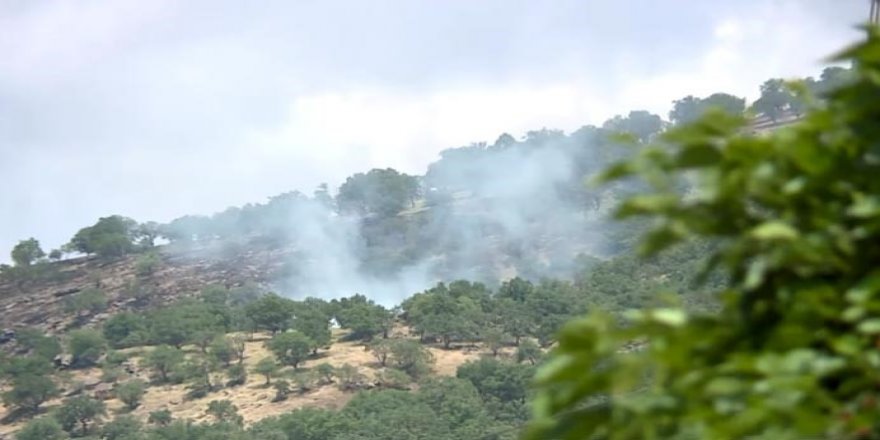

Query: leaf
left=675, top=144, right=722, bottom=168
left=750, top=221, right=799, bottom=241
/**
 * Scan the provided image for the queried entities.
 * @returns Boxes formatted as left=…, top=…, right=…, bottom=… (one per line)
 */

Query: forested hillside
left=0, top=62, right=854, bottom=440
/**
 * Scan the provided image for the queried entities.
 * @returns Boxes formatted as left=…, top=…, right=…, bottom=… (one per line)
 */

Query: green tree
left=11, top=238, right=44, bottom=267
left=226, top=363, right=247, bottom=387
left=15, top=328, right=62, bottom=361
left=55, top=395, right=106, bottom=436
left=206, top=399, right=243, bottom=425
left=101, top=414, right=142, bottom=440
left=515, top=339, right=542, bottom=365
left=67, top=328, right=106, bottom=367
left=64, top=287, right=108, bottom=315
left=67, top=215, right=138, bottom=258
left=209, top=336, right=235, bottom=367
left=267, top=331, right=312, bottom=369
left=336, top=168, right=420, bottom=217
left=147, top=409, right=172, bottom=426
left=670, top=93, right=745, bottom=125
left=253, top=356, right=279, bottom=385
left=526, top=30, right=880, bottom=440
left=389, top=339, right=434, bottom=378
left=103, top=312, right=148, bottom=348
left=115, top=380, right=146, bottom=410
left=272, top=380, right=291, bottom=402
left=141, top=345, right=184, bottom=383
left=481, top=326, right=506, bottom=357
left=2, top=374, right=59, bottom=413
left=293, top=314, right=331, bottom=355
left=244, top=294, right=296, bottom=335
left=602, top=110, right=665, bottom=143
left=368, top=339, right=392, bottom=367
left=15, top=417, right=65, bottom=440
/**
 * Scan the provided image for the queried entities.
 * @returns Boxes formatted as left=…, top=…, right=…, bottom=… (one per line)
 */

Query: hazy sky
left=0, top=0, right=868, bottom=257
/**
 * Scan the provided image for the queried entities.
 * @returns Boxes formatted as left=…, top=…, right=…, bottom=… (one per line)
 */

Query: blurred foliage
left=526, top=28, right=880, bottom=440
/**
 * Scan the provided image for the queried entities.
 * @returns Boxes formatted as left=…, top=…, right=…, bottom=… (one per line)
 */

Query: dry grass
left=0, top=326, right=494, bottom=436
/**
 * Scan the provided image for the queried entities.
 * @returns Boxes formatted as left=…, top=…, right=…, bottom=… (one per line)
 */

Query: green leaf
left=750, top=221, right=799, bottom=241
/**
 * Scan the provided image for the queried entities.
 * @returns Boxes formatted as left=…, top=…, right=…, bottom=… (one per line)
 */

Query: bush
left=135, top=252, right=160, bottom=276
left=101, top=415, right=142, bottom=440
left=206, top=399, right=243, bottom=425
left=226, top=364, right=246, bottom=387
left=64, top=288, right=108, bottom=315
left=2, top=374, right=59, bottom=413
left=55, top=395, right=106, bottom=436
left=115, top=380, right=146, bottom=410
left=15, top=417, right=65, bottom=440
left=147, top=409, right=172, bottom=426
left=103, top=312, right=148, bottom=348
left=253, top=357, right=279, bottom=385
left=272, top=380, right=291, bottom=402
left=141, top=345, right=184, bottom=383
left=67, top=328, right=107, bottom=367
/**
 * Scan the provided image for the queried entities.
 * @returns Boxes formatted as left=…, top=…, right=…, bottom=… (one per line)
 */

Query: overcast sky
left=0, top=0, right=868, bottom=258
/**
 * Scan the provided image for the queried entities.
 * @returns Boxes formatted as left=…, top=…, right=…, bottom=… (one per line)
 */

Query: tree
left=206, top=399, right=243, bottom=425
left=335, top=363, right=365, bottom=391
left=336, top=168, right=420, bottom=217
left=55, top=395, right=106, bottom=436
left=228, top=334, right=247, bottom=364
left=335, top=300, right=389, bottom=340
left=2, top=374, right=59, bottom=413
left=209, top=336, right=235, bottom=367
left=103, top=312, right=148, bottom=348
left=147, top=409, right=172, bottom=426
left=267, top=331, right=313, bottom=369
left=293, top=314, right=331, bottom=355
left=15, top=417, right=65, bottom=440
left=15, top=328, right=62, bottom=361
left=515, top=339, right=542, bottom=365
left=47, top=249, right=63, bottom=261
left=245, top=294, right=296, bottom=335
left=751, top=78, right=797, bottom=120
left=389, top=339, right=434, bottom=378
left=11, top=238, right=44, bottom=267
left=135, top=252, right=160, bottom=276
left=101, top=415, right=142, bottom=440
left=67, top=215, right=138, bottom=258
left=253, top=357, right=279, bottom=385
left=64, top=287, right=108, bottom=315
left=136, top=221, right=161, bottom=248
left=115, top=380, right=146, bottom=410
left=272, top=380, right=291, bottom=402
left=481, top=326, right=506, bottom=357
left=316, top=363, right=335, bottom=385
left=226, top=363, right=247, bottom=387
left=525, top=30, right=880, bottom=440
left=602, top=110, right=664, bottom=143
left=369, top=339, right=392, bottom=367
left=141, top=345, right=184, bottom=383
left=67, top=328, right=106, bottom=368
left=670, top=93, right=745, bottom=125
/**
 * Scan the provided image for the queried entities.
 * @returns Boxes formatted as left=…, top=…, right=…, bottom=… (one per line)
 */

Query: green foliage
left=368, top=339, right=392, bottom=367
left=206, top=399, right=243, bottom=425
left=2, top=373, right=59, bottom=413
left=15, top=417, right=65, bottom=440
left=11, top=238, right=45, bottom=267
left=292, top=313, right=331, bottom=354
left=209, top=336, right=235, bottom=367
left=15, top=328, right=62, bottom=361
left=101, top=414, right=142, bottom=440
left=68, top=215, right=138, bottom=258
left=244, top=293, right=296, bottom=335
left=388, top=339, right=434, bottom=378
left=334, top=295, right=391, bottom=340
left=115, top=379, right=147, bottom=410
left=515, top=339, right=542, bottom=365
left=253, top=356, right=279, bottom=385
left=403, top=281, right=486, bottom=348
left=315, top=362, right=336, bottom=385
left=103, top=312, right=148, bottom=348
left=64, top=287, right=108, bottom=315
left=670, top=93, right=746, bottom=125
left=141, top=345, right=184, bottom=383
left=147, top=409, right=172, bottom=426
left=266, top=331, right=312, bottom=369
left=334, top=363, right=365, bottom=391
left=55, top=395, right=106, bottom=436
left=226, top=364, right=247, bottom=387
left=135, top=252, right=160, bottom=276
left=336, top=168, right=420, bottom=217
left=526, top=29, right=880, bottom=440
left=67, top=328, right=107, bottom=368
left=272, top=380, right=291, bottom=402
